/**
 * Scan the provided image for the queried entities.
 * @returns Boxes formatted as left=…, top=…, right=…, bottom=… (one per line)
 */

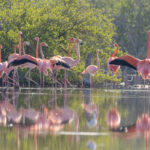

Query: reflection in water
left=82, top=89, right=99, bottom=129
left=106, top=106, right=150, bottom=150
left=87, top=140, right=97, bottom=150
left=1, top=89, right=150, bottom=150
left=106, top=107, right=121, bottom=129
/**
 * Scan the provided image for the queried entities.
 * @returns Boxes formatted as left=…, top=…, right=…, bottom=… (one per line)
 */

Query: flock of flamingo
left=0, top=30, right=150, bottom=89
left=0, top=30, right=118, bottom=89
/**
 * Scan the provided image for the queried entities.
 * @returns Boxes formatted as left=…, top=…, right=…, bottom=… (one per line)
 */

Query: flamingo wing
left=50, top=58, right=70, bottom=69
left=8, top=58, right=38, bottom=68
left=53, top=61, right=70, bottom=69
left=109, top=54, right=140, bottom=70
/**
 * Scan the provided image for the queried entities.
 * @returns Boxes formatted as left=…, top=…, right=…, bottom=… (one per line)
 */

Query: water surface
left=0, top=88, right=149, bottom=150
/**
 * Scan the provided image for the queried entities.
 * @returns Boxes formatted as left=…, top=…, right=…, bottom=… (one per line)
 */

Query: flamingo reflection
left=106, top=107, right=121, bottom=129
left=81, top=89, right=99, bottom=129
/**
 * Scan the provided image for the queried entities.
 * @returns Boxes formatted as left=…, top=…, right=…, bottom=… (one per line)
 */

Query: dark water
left=0, top=88, right=150, bottom=150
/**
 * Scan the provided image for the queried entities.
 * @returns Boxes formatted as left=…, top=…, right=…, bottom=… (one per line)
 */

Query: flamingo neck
left=97, top=51, right=100, bottom=69
left=112, top=45, right=119, bottom=57
left=19, top=33, right=21, bottom=56
left=147, top=31, right=150, bottom=59
left=40, top=44, right=45, bottom=59
left=36, top=39, right=39, bottom=58
left=0, top=46, right=1, bottom=63
left=68, top=38, right=73, bottom=57
left=74, top=40, right=80, bottom=65
left=23, top=43, right=25, bottom=55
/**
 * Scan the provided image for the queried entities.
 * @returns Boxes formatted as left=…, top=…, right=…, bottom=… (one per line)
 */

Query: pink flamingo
left=62, top=38, right=81, bottom=88
left=109, top=31, right=150, bottom=80
left=3, top=31, right=22, bottom=87
left=81, top=49, right=100, bottom=87
left=50, top=38, right=81, bottom=87
left=107, top=43, right=120, bottom=74
left=22, top=37, right=40, bottom=87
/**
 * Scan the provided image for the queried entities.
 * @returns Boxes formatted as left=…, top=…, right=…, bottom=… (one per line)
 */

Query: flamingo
left=4, top=31, right=22, bottom=87
left=22, top=37, right=40, bottom=87
left=50, top=38, right=81, bottom=87
left=62, top=38, right=81, bottom=88
left=109, top=31, right=150, bottom=80
left=107, top=43, right=120, bottom=74
left=81, top=49, right=100, bottom=87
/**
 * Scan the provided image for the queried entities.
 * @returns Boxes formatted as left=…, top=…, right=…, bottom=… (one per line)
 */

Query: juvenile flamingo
left=107, top=43, right=120, bottom=74
left=109, top=31, right=150, bottom=80
left=81, top=49, right=100, bottom=87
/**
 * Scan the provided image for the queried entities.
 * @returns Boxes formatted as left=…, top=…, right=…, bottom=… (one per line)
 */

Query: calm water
left=0, top=88, right=150, bottom=150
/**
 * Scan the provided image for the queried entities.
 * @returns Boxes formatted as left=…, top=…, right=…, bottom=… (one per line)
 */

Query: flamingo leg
left=64, top=70, right=75, bottom=88
left=49, top=71, right=62, bottom=88
left=42, top=73, right=44, bottom=87
left=3, top=70, right=19, bottom=88
left=28, top=71, right=31, bottom=88
left=25, top=68, right=39, bottom=87
left=13, top=69, right=20, bottom=88
left=40, top=71, right=42, bottom=87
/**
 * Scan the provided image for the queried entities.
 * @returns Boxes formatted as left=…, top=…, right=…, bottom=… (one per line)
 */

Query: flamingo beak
left=79, top=39, right=83, bottom=45
left=25, top=41, right=30, bottom=46
left=45, top=43, right=48, bottom=47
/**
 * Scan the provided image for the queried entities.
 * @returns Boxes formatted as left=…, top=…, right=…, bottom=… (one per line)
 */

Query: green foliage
left=0, top=0, right=124, bottom=86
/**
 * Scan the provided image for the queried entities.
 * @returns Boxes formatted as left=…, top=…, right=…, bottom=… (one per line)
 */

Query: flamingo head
left=70, top=37, right=74, bottom=41
left=19, top=31, right=22, bottom=35
left=114, top=43, right=119, bottom=48
left=34, top=37, right=39, bottom=41
left=78, top=38, right=83, bottom=45
left=40, top=42, right=48, bottom=48
left=23, top=41, right=30, bottom=47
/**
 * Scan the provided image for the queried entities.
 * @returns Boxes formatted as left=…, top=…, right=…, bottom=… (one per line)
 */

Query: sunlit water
left=0, top=87, right=150, bottom=150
